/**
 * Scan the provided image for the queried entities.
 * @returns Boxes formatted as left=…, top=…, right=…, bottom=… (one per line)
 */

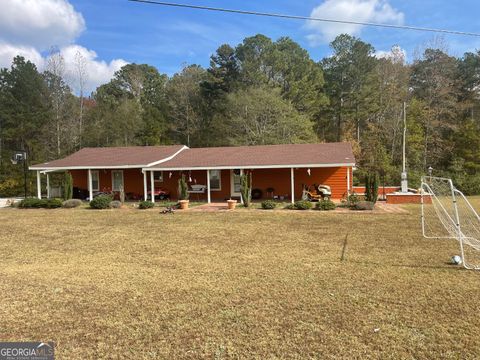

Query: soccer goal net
left=421, top=176, right=480, bottom=270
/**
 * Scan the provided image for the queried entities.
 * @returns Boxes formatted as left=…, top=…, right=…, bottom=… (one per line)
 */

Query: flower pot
left=179, top=200, right=189, bottom=210
left=227, top=199, right=237, bottom=210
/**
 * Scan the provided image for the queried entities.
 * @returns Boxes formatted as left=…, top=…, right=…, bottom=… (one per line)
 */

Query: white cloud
left=60, top=45, right=128, bottom=94
left=0, top=0, right=85, bottom=50
left=0, top=42, right=44, bottom=69
left=0, top=0, right=128, bottom=93
left=306, top=0, right=404, bottom=45
left=375, top=45, right=407, bottom=63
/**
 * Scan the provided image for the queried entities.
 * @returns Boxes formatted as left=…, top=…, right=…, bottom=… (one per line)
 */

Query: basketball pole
left=23, top=153, right=27, bottom=198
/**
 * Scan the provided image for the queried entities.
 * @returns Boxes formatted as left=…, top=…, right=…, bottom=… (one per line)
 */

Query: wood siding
left=70, top=166, right=352, bottom=200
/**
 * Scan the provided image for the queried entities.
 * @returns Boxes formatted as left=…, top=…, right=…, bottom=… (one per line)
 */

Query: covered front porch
left=33, top=165, right=352, bottom=204
left=142, top=166, right=352, bottom=204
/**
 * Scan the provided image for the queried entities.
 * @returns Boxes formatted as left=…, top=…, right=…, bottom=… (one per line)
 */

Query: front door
left=231, top=169, right=242, bottom=197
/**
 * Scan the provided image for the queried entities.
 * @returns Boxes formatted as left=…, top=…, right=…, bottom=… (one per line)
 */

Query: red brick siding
left=386, top=194, right=431, bottom=204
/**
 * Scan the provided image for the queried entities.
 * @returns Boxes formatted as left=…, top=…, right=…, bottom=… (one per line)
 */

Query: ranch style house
left=29, top=142, right=355, bottom=203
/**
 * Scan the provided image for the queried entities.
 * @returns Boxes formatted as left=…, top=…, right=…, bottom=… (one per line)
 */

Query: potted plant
left=178, top=174, right=189, bottom=209
left=227, top=198, right=237, bottom=210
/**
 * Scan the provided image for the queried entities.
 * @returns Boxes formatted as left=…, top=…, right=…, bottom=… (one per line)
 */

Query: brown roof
left=147, top=143, right=355, bottom=169
left=30, top=145, right=186, bottom=169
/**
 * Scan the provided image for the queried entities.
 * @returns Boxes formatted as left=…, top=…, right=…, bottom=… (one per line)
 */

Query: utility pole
left=401, top=101, right=408, bottom=193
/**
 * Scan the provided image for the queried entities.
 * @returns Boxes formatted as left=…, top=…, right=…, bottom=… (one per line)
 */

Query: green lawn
left=1, top=204, right=479, bottom=359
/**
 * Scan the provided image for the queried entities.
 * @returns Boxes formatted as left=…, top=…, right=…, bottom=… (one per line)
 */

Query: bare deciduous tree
left=74, top=50, right=87, bottom=148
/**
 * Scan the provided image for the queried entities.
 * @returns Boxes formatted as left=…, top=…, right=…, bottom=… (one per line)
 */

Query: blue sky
left=2, top=0, right=480, bottom=93
left=72, top=0, right=480, bottom=70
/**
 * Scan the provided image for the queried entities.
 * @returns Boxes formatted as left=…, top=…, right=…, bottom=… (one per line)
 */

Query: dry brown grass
left=1, top=205, right=480, bottom=359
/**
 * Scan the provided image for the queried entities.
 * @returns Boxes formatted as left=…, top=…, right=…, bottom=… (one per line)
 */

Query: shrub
left=109, top=200, right=122, bottom=209
left=177, top=175, right=189, bottom=201
left=62, top=199, right=83, bottom=208
left=347, top=193, right=359, bottom=208
left=353, top=201, right=375, bottom=210
left=19, top=198, right=43, bottom=208
left=63, top=172, right=73, bottom=200
left=284, top=203, right=296, bottom=210
left=139, top=200, right=154, bottom=209
left=19, top=198, right=62, bottom=208
left=240, top=172, right=252, bottom=207
left=294, top=200, right=313, bottom=210
left=365, top=172, right=379, bottom=204
left=89, top=194, right=112, bottom=209
left=45, top=198, right=63, bottom=208
left=261, top=200, right=276, bottom=210
left=315, top=199, right=336, bottom=211
left=0, top=178, right=21, bottom=197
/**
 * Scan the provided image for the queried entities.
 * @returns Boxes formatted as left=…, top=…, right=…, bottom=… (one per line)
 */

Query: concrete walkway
left=374, top=202, right=409, bottom=214
left=0, top=198, right=21, bottom=208
left=190, top=202, right=230, bottom=211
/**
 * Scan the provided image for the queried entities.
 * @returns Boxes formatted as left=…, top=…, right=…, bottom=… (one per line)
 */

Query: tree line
left=1, top=33, right=480, bottom=196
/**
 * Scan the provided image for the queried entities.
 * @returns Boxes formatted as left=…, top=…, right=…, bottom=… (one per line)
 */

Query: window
left=91, top=171, right=99, bottom=191
left=112, top=170, right=124, bottom=191
left=153, top=171, right=163, bottom=182
left=209, top=170, right=221, bottom=191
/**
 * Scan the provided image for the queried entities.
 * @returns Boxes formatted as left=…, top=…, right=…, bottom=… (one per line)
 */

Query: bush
left=0, top=178, right=21, bottom=197
left=19, top=198, right=43, bottom=208
left=19, top=198, right=62, bottom=209
left=62, top=199, right=83, bottom=208
left=240, top=172, right=252, bottom=207
left=109, top=200, right=122, bottom=209
left=45, top=198, right=63, bottom=208
left=178, top=174, right=189, bottom=201
left=365, top=172, right=379, bottom=204
left=63, top=172, right=73, bottom=200
left=139, top=200, right=154, bottom=209
left=315, top=199, right=336, bottom=211
left=89, top=194, right=112, bottom=209
left=352, top=201, right=375, bottom=210
left=294, top=200, right=313, bottom=210
left=261, top=200, right=277, bottom=210
left=284, top=203, right=296, bottom=210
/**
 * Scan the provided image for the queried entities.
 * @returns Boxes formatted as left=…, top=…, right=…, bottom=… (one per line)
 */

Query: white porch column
left=143, top=171, right=147, bottom=201
left=88, top=169, right=93, bottom=201
left=347, top=167, right=350, bottom=192
left=36, top=171, right=41, bottom=199
left=150, top=171, right=155, bottom=203
left=207, top=170, right=211, bottom=204
left=46, top=173, right=50, bottom=199
left=290, top=168, right=295, bottom=204
left=239, top=169, right=244, bottom=205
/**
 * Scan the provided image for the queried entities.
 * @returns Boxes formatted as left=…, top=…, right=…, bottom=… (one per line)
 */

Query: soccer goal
left=421, top=176, right=480, bottom=270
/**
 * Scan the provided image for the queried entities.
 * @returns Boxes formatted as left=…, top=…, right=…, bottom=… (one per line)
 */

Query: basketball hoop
left=11, top=151, right=26, bottom=165
left=11, top=150, right=28, bottom=198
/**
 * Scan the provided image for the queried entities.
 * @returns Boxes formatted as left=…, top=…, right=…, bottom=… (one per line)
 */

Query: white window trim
left=91, top=170, right=100, bottom=191
left=111, top=170, right=124, bottom=191
left=153, top=170, right=163, bottom=182
left=209, top=169, right=221, bottom=191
